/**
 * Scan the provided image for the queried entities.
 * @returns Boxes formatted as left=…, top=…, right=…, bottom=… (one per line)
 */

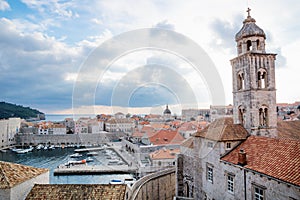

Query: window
left=207, top=166, right=213, bottom=183
left=226, top=142, right=231, bottom=149
left=227, top=175, right=234, bottom=194
left=259, top=106, right=268, bottom=127
left=207, top=142, right=213, bottom=148
left=238, top=72, right=245, bottom=90
left=254, top=187, right=264, bottom=200
left=252, top=184, right=266, bottom=200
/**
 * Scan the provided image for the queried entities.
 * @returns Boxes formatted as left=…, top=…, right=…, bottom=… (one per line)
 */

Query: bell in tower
left=231, top=8, right=277, bottom=138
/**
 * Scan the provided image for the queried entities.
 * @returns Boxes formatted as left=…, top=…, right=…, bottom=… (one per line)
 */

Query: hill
left=0, top=102, right=45, bottom=120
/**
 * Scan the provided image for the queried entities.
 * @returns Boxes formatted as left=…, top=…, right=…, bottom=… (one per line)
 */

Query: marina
left=0, top=143, right=136, bottom=184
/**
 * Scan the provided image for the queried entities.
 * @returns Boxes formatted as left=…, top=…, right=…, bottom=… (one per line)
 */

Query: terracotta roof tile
left=150, top=148, right=180, bottom=160
left=0, top=161, right=48, bottom=189
left=221, top=136, right=300, bottom=186
left=194, top=117, right=248, bottom=141
left=26, top=184, right=127, bottom=200
left=277, top=120, right=300, bottom=140
left=149, top=129, right=185, bottom=145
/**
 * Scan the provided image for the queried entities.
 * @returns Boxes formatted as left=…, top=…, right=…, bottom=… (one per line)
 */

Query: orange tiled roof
left=26, top=184, right=127, bottom=200
left=221, top=136, right=300, bottom=186
left=194, top=117, right=248, bottom=141
left=150, top=148, right=180, bottom=160
left=149, top=129, right=185, bottom=145
left=0, top=161, right=48, bottom=189
left=277, top=120, right=300, bottom=140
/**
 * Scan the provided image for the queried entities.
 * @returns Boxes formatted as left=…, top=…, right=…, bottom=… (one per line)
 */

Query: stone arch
left=184, top=182, right=190, bottom=198
left=237, top=71, right=245, bottom=90
left=259, top=105, right=269, bottom=127
left=247, top=40, right=252, bottom=51
left=238, top=105, right=246, bottom=125
left=258, top=68, right=267, bottom=89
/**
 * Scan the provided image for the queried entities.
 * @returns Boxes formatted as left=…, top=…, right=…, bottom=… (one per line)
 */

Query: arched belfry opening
left=238, top=106, right=246, bottom=126
left=258, top=69, right=267, bottom=89
left=259, top=106, right=268, bottom=127
left=247, top=40, right=252, bottom=51
left=238, top=72, right=245, bottom=90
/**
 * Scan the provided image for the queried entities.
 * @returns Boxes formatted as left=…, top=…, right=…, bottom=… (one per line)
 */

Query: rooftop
left=278, top=120, right=300, bottom=140
left=150, top=148, right=180, bottom=160
left=0, top=161, right=48, bottom=189
left=222, top=136, right=300, bottom=186
left=26, top=184, right=127, bottom=200
left=149, top=129, right=185, bottom=145
left=194, top=117, right=248, bottom=141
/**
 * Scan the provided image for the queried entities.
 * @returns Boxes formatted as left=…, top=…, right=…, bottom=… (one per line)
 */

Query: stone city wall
left=131, top=168, right=176, bottom=200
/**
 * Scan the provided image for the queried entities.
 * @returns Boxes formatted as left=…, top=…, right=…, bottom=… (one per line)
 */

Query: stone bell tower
left=231, top=8, right=277, bottom=137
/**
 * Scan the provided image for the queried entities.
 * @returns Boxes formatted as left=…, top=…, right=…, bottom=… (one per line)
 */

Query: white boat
left=87, top=152, right=98, bottom=156
left=85, top=157, right=94, bottom=162
left=43, top=146, right=48, bottom=150
left=36, top=144, right=44, bottom=150
left=70, top=153, right=82, bottom=158
left=108, top=159, right=123, bottom=165
left=65, top=159, right=86, bottom=166
left=49, top=145, right=55, bottom=150
left=124, top=178, right=136, bottom=186
left=109, top=179, right=123, bottom=184
left=15, top=146, right=34, bottom=154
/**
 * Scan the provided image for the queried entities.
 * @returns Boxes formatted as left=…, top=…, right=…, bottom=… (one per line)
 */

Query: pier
left=54, top=165, right=137, bottom=175
left=74, top=147, right=106, bottom=152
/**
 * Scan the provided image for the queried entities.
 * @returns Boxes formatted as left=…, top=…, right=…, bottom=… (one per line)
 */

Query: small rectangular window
left=207, top=142, right=213, bottom=148
left=227, top=175, right=234, bottom=194
left=207, top=166, right=213, bottom=183
left=253, top=185, right=265, bottom=200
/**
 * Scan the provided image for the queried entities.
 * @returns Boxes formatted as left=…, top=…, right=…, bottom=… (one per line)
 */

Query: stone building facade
left=176, top=9, right=300, bottom=200
left=0, top=118, right=21, bottom=148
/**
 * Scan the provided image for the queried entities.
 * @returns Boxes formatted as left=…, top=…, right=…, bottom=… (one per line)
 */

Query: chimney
left=238, top=149, right=247, bottom=166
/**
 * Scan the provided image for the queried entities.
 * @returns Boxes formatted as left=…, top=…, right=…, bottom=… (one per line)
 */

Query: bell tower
left=231, top=8, right=277, bottom=137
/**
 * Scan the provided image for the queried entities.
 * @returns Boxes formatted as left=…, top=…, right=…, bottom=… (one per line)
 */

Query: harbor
left=0, top=142, right=137, bottom=184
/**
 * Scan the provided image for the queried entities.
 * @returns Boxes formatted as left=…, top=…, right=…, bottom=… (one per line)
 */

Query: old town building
left=176, top=9, right=300, bottom=200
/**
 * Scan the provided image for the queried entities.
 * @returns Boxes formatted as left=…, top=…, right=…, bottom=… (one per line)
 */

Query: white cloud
left=0, top=0, right=10, bottom=11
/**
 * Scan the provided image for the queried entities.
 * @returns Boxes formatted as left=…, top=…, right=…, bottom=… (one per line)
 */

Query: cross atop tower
left=246, top=7, right=251, bottom=17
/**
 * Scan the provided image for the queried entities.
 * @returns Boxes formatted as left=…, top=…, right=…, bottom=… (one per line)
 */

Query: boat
left=85, top=157, right=94, bottom=162
left=70, top=153, right=82, bottom=158
left=43, top=146, right=48, bottom=150
left=87, top=152, right=98, bottom=156
left=65, top=159, right=86, bottom=166
left=49, top=145, right=55, bottom=150
left=36, top=144, right=44, bottom=150
left=108, top=159, right=123, bottom=165
left=15, top=146, right=34, bottom=154
left=109, top=179, right=123, bottom=184
left=124, top=178, right=136, bottom=186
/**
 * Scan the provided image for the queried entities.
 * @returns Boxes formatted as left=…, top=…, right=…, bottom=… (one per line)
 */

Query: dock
left=54, top=165, right=137, bottom=175
left=74, top=147, right=106, bottom=152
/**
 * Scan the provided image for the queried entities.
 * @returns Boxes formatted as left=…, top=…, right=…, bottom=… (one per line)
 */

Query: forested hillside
left=0, top=102, right=44, bottom=120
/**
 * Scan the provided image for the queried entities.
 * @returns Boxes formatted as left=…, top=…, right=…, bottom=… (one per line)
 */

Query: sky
left=0, top=0, right=299, bottom=115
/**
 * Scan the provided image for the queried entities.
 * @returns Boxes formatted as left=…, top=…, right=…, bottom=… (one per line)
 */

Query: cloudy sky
left=0, top=0, right=299, bottom=115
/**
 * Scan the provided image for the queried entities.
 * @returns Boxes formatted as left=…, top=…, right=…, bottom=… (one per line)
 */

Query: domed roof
left=163, top=105, right=171, bottom=115
left=235, top=11, right=266, bottom=41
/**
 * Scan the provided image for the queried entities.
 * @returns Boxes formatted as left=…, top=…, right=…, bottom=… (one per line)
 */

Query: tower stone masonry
left=230, top=9, right=277, bottom=137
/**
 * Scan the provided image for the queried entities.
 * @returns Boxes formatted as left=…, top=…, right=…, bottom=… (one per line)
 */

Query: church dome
left=163, top=105, right=171, bottom=115
left=235, top=12, right=266, bottom=41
